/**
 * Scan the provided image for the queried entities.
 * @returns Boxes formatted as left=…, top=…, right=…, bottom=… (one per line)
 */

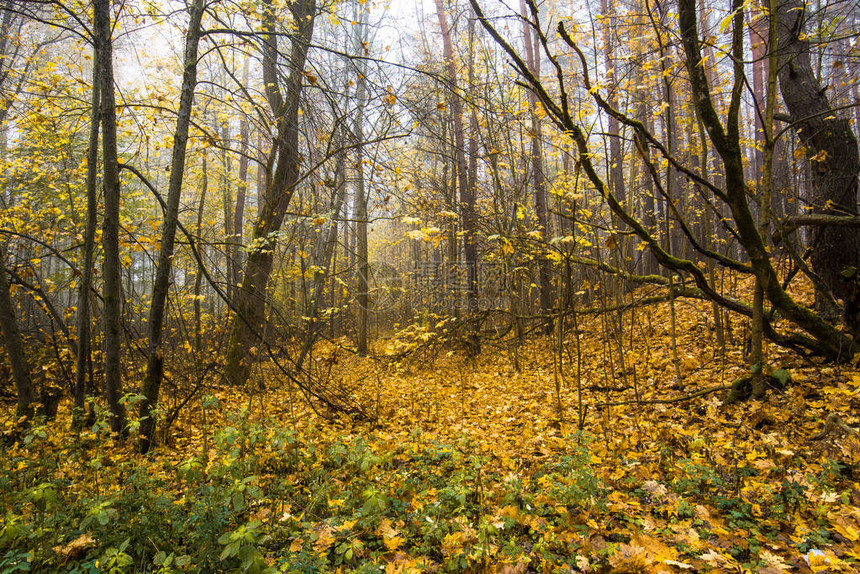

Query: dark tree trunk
left=224, top=0, right=316, bottom=387
left=73, top=49, right=101, bottom=430
left=776, top=0, right=860, bottom=318
left=0, top=260, right=35, bottom=419
left=434, top=0, right=479, bottom=310
left=139, top=0, right=205, bottom=453
left=94, top=0, right=126, bottom=434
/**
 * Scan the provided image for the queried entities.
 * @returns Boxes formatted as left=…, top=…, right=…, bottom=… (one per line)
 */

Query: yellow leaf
left=833, top=521, right=859, bottom=541
left=313, top=526, right=335, bottom=554
left=336, top=519, right=356, bottom=532
left=441, top=531, right=464, bottom=556
left=383, top=536, right=403, bottom=551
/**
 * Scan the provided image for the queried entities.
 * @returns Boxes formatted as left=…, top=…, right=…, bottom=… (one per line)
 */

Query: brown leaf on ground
left=53, top=534, right=95, bottom=565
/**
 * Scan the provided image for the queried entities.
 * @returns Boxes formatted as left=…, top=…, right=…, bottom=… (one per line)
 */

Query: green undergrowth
left=0, top=404, right=857, bottom=573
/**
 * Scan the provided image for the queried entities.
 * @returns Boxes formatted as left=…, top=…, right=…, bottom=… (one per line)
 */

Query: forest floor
left=2, top=280, right=860, bottom=573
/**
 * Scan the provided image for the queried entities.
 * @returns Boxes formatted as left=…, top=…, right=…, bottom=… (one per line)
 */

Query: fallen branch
left=595, top=384, right=730, bottom=407
left=781, top=215, right=860, bottom=234
left=810, top=412, right=859, bottom=440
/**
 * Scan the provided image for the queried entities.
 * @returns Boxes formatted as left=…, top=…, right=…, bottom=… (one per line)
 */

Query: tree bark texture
left=776, top=0, right=860, bottom=312
left=94, top=0, right=126, bottom=433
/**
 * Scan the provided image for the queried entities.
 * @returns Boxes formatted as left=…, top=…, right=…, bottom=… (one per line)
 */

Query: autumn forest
left=1, top=0, right=860, bottom=571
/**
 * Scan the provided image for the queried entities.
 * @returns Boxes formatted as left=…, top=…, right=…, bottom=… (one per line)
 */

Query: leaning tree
left=469, top=0, right=858, bottom=362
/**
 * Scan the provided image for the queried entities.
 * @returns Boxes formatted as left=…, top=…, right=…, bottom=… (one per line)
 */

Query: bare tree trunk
left=355, top=129, right=369, bottom=354
left=354, top=2, right=369, bottom=355
left=637, top=97, right=658, bottom=275
left=776, top=0, right=860, bottom=321
left=520, top=0, right=553, bottom=333
left=435, top=0, right=479, bottom=312
left=94, top=0, right=126, bottom=434
left=234, top=58, right=250, bottom=277
left=139, top=0, right=205, bottom=453
left=649, top=0, right=683, bottom=379
left=750, top=0, right=779, bottom=398
left=224, top=0, right=316, bottom=387
left=193, top=155, right=208, bottom=352
left=221, top=121, right=236, bottom=302
left=0, top=260, right=34, bottom=419
left=297, top=153, right=348, bottom=368
left=749, top=4, right=766, bottom=183
left=73, top=48, right=100, bottom=430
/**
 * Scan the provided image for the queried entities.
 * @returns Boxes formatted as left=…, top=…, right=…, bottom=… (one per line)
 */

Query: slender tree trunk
left=234, top=58, right=250, bottom=277
left=73, top=52, right=101, bottom=430
left=467, top=14, right=481, bottom=304
left=94, top=0, right=126, bottom=434
left=355, top=144, right=369, bottom=354
left=221, top=121, right=236, bottom=302
left=354, top=2, right=369, bottom=355
left=139, top=0, right=205, bottom=453
left=651, top=0, right=683, bottom=379
left=194, top=155, right=208, bottom=351
left=749, top=5, right=766, bottom=183
left=0, top=260, right=34, bottom=419
left=297, top=155, right=348, bottom=368
left=637, top=96, right=658, bottom=275
left=435, top=0, right=479, bottom=311
left=750, top=0, right=780, bottom=397
left=520, top=1, right=553, bottom=333
left=444, top=118, right=457, bottom=271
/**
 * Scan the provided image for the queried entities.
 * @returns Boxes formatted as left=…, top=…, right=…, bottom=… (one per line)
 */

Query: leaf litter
left=1, top=286, right=859, bottom=572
